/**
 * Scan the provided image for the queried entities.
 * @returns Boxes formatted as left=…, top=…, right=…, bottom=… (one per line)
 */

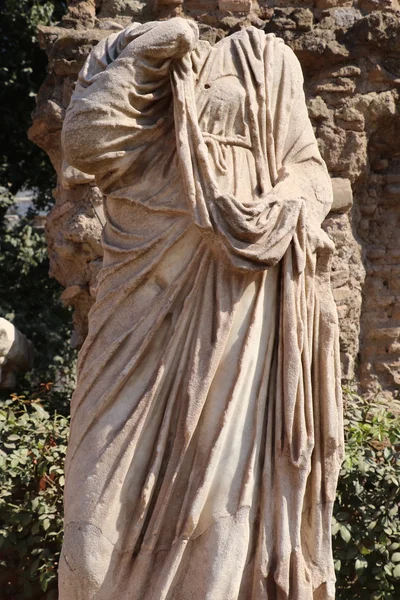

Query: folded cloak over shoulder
left=59, top=18, right=344, bottom=600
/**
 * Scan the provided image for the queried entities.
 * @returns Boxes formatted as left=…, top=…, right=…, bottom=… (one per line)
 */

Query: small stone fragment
left=0, top=319, right=34, bottom=389
left=219, top=0, right=251, bottom=12
left=331, top=178, right=353, bottom=212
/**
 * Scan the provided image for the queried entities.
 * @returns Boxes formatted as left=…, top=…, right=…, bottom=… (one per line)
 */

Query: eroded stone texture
left=59, top=19, right=343, bottom=598
left=0, top=319, right=34, bottom=389
left=29, top=0, right=400, bottom=392
left=219, top=0, right=252, bottom=11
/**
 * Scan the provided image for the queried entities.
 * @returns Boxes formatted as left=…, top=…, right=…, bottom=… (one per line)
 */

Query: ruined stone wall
left=29, top=0, right=400, bottom=392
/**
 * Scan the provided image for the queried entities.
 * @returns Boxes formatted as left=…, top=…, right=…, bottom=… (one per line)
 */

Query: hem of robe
left=60, top=508, right=337, bottom=600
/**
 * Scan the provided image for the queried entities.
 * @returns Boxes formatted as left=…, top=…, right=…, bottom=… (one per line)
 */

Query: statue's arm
left=269, top=41, right=333, bottom=230
left=117, top=17, right=199, bottom=62
left=62, top=18, right=198, bottom=183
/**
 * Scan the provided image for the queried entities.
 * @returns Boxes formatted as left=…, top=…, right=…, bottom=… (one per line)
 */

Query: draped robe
left=59, top=18, right=344, bottom=600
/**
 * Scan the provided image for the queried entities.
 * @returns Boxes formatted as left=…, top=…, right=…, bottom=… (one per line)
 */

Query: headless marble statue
left=60, top=17, right=343, bottom=600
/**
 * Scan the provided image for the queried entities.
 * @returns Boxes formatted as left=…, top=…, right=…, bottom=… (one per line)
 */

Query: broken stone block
left=331, top=178, right=353, bottom=212
left=0, top=318, right=34, bottom=389
left=219, top=0, right=251, bottom=12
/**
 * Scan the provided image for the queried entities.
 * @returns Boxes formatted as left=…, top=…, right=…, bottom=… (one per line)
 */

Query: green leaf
left=331, top=520, right=340, bottom=535
left=30, top=557, right=40, bottom=575
left=32, top=404, right=50, bottom=419
left=31, top=522, right=40, bottom=535
left=42, top=518, right=50, bottom=531
left=354, top=559, right=368, bottom=571
left=336, top=511, right=350, bottom=522
left=393, top=564, right=400, bottom=578
left=389, top=543, right=400, bottom=551
left=384, top=564, right=392, bottom=576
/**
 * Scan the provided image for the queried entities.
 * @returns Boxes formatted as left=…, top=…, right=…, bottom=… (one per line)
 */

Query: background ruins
left=29, top=0, right=400, bottom=393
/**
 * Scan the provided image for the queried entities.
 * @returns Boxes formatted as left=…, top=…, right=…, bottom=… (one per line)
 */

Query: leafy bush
left=0, top=2, right=73, bottom=596
left=0, top=0, right=66, bottom=213
left=1, top=386, right=399, bottom=599
left=0, top=391, right=69, bottom=599
left=333, top=389, right=400, bottom=600
left=0, top=0, right=74, bottom=408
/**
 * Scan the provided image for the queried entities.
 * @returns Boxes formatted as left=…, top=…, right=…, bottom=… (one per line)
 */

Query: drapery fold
left=60, top=18, right=343, bottom=600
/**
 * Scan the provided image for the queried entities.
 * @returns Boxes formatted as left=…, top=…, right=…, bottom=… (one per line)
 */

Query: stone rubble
left=0, top=318, right=34, bottom=389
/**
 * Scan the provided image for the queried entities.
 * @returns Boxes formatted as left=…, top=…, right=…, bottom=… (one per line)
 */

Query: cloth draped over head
left=60, top=18, right=343, bottom=600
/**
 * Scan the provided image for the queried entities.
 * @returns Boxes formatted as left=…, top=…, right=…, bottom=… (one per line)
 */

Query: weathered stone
left=219, top=0, right=251, bottom=12
left=288, top=30, right=349, bottom=70
left=262, top=0, right=314, bottom=6
left=264, top=8, right=313, bottom=32
left=385, top=184, right=400, bottom=196
left=368, top=247, right=386, bottom=260
left=308, top=96, right=331, bottom=120
left=324, top=7, right=362, bottom=29
left=360, top=203, right=377, bottom=216
left=372, top=158, right=389, bottom=171
left=30, top=1, right=400, bottom=398
left=335, top=105, right=365, bottom=131
left=358, top=0, right=399, bottom=10
left=58, top=18, right=342, bottom=599
left=368, top=91, right=398, bottom=121
left=331, top=178, right=353, bottom=212
left=386, top=173, right=400, bottom=183
left=341, top=352, right=355, bottom=379
left=323, top=211, right=364, bottom=372
left=98, top=0, right=152, bottom=18
left=61, top=161, right=95, bottom=187
left=330, top=65, right=361, bottom=78
left=347, top=11, right=400, bottom=52
left=198, top=23, right=226, bottom=44
left=317, top=125, right=368, bottom=181
left=333, top=286, right=352, bottom=303
left=264, top=8, right=298, bottom=32
left=292, top=8, right=314, bottom=31
left=387, top=248, right=400, bottom=261
left=62, top=0, right=96, bottom=30
left=315, top=77, right=356, bottom=94
left=368, top=327, right=400, bottom=341
left=316, top=0, right=353, bottom=8
left=0, top=319, right=34, bottom=389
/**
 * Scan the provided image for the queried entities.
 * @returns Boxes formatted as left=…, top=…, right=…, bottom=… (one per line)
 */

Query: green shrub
left=333, top=388, right=400, bottom=600
left=0, top=391, right=69, bottom=599
left=1, top=387, right=399, bottom=598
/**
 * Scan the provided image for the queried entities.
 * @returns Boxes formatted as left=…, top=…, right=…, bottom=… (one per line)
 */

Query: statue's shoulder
left=261, top=30, right=302, bottom=70
left=210, top=26, right=300, bottom=75
left=216, top=27, right=286, bottom=50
